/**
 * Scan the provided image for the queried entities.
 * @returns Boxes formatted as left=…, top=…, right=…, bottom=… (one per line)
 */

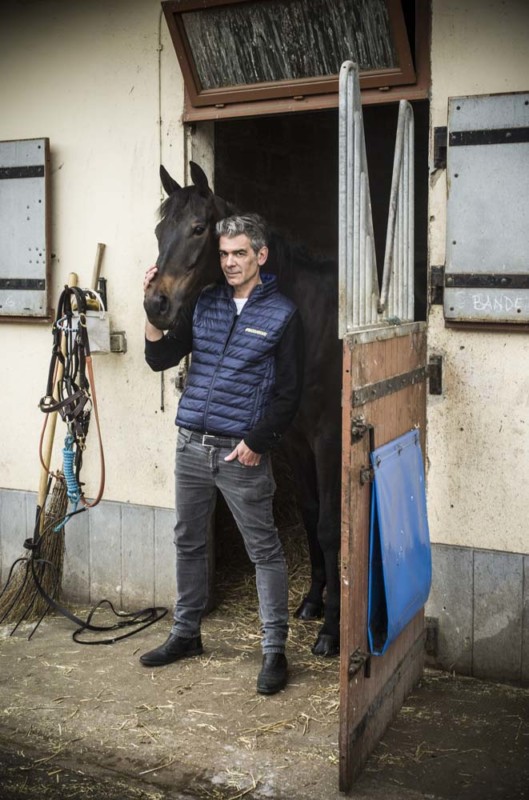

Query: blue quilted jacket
left=176, top=273, right=296, bottom=438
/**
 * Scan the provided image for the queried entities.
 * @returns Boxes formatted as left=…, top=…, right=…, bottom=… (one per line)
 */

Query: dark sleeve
left=144, top=300, right=194, bottom=372
left=244, top=310, right=304, bottom=454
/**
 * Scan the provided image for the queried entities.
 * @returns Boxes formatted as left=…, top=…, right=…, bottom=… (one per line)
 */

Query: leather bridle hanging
left=39, top=285, right=105, bottom=512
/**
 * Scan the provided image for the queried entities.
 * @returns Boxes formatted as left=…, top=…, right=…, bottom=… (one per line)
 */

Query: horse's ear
left=190, top=161, right=211, bottom=195
left=160, top=165, right=181, bottom=196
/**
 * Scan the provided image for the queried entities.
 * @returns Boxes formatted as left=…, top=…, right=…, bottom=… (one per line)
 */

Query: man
left=141, top=214, right=304, bottom=695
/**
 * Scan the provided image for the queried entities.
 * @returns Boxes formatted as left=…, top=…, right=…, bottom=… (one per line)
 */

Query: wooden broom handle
left=91, top=243, right=106, bottom=291
left=37, top=272, right=78, bottom=515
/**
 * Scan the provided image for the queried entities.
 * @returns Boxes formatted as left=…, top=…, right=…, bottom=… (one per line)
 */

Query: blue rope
left=53, top=435, right=81, bottom=532
left=63, top=435, right=81, bottom=504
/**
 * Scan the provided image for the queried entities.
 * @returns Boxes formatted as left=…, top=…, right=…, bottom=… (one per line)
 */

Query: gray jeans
left=170, top=428, right=289, bottom=654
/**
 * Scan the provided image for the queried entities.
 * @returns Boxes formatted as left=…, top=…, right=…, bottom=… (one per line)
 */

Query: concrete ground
left=0, top=600, right=528, bottom=800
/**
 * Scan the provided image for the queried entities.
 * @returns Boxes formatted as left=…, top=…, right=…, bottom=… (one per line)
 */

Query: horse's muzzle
left=143, top=291, right=172, bottom=329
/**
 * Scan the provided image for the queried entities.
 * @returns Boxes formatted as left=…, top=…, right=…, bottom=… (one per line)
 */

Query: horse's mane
left=158, top=189, right=188, bottom=221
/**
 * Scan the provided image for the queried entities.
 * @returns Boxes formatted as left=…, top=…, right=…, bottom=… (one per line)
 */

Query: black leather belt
left=188, top=431, right=240, bottom=448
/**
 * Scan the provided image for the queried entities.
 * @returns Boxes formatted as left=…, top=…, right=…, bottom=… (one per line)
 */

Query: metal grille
left=338, top=61, right=415, bottom=336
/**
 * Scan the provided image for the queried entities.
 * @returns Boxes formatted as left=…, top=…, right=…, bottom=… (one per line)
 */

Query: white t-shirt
left=234, top=298, right=248, bottom=315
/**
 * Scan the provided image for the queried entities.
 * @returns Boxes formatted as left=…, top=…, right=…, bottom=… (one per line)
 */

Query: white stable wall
left=428, top=0, right=529, bottom=555
left=0, top=0, right=187, bottom=510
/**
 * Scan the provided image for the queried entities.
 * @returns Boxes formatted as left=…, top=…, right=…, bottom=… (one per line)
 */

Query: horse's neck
left=269, top=234, right=337, bottom=308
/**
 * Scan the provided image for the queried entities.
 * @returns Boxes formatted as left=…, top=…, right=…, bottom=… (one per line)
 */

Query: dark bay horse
left=144, top=162, right=342, bottom=657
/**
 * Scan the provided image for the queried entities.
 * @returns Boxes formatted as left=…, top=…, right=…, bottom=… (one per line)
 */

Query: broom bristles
left=0, top=476, right=68, bottom=624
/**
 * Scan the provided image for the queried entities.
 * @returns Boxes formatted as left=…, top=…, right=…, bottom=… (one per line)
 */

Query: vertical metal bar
left=338, top=63, right=349, bottom=338
left=364, top=158, right=378, bottom=324
left=397, top=146, right=405, bottom=319
left=379, top=101, right=406, bottom=314
left=347, top=72, right=355, bottom=332
left=339, top=62, right=363, bottom=337
left=379, top=100, right=416, bottom=323
left=401, top=109, right=409, bottom=320
left=359, top=170, right=367, bottom=327
left=353, top=110, right=362, bottom=328
left=361, top=114, right=378, bottom=325
left=407, top=106, right=415, bottom=321
left=366, top=237, right=374, bottom=324
left=400, top=104, right=411, bottom=321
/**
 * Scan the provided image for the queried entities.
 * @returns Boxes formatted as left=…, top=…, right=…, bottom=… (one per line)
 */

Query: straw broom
left=0, top=274, right=78, bottom=624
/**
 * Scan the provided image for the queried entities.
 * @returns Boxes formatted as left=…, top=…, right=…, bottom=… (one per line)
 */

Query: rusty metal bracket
left=352, top=366, right=428, bottom=407
left=428, top=354, right=443, bottom=395
left=449, top=126, right=529, bottom=147
left=445, top=273, right=529, bottom=289
left=433, top=126, right=447, bottom=169
left=348, top=648, right=371, bottom=679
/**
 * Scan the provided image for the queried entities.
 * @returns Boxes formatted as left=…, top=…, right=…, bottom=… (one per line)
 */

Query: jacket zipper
left=203, top=301, right=239, bottom=431
left=202, top=286, right=265, bottom=432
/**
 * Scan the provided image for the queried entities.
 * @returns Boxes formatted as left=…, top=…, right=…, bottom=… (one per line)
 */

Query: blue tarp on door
left=367, top=428, right=432, bottom=656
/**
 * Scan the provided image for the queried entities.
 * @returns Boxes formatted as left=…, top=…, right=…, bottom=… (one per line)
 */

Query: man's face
left=219, top=234, right=268, bottom=298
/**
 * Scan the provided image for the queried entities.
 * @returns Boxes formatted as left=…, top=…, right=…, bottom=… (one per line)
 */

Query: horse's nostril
left=158, top=294, right=169, bottom=315
left=145, top=292, right=170, bottom=320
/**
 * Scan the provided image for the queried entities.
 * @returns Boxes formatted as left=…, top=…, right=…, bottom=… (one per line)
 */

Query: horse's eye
left=193, top=226, right=205, bottom=236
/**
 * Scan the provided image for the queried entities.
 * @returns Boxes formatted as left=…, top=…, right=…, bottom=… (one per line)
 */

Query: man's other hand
left=224, top=440, right=262, bottom=466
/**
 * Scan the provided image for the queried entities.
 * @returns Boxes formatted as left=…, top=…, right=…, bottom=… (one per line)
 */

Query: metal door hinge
left=430, top=265, right=444, bottom=305
left=428, top=354, right=443, bottom=395
left=425, top=616, right=439, bottom=657
left=433, top=126, right=447, bottom=169
left=348, top=648, right=371, bottom=679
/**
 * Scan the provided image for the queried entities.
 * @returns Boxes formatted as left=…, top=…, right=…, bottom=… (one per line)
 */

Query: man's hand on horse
left=224, top=440, right=262, bottom=467
left=143, top=265, right=158, bottom=293
left=143, top=266, right=165, bottom=341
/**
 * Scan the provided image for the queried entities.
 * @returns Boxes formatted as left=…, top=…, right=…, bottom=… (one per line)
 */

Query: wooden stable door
left=339, top=322, right=427, bottom=792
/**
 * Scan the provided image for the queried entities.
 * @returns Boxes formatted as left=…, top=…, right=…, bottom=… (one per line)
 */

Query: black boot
left=256, top=653, right=288, bottom=695
left=139, top=633, right=203, bottom=667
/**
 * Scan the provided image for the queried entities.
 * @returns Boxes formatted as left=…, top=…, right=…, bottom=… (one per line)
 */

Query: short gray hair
left=216, top=214, right=268, bottom=254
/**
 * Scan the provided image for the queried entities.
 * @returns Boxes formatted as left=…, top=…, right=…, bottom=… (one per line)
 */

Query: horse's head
left=144, top=161, right=231, bottom=329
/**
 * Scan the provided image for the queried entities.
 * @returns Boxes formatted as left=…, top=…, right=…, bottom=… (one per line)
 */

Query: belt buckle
left=201, top=434, right=216, bottom=446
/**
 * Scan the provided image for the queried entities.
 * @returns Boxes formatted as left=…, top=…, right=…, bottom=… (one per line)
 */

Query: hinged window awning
left=161, top=0, right=427, bottom=120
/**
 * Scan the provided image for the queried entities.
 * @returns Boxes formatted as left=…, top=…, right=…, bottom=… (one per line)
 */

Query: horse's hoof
left=294, top=597, right=324, bottom=621
left=311, top=633, right=340, bottom=657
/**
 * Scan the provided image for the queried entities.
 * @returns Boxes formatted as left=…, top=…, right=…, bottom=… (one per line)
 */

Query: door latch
left=351, top=416, right=373, bottom=444
left=359, top=466, right=374, bottom=485
left=348, top=648, right=371, bottom=679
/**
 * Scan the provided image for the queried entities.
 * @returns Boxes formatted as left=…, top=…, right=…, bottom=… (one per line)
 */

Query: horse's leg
left=295, top=459, right=326, bottom=621
left=283, top=434, right=326, bottom=619
left=310, top=433, right=342, bottom=657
